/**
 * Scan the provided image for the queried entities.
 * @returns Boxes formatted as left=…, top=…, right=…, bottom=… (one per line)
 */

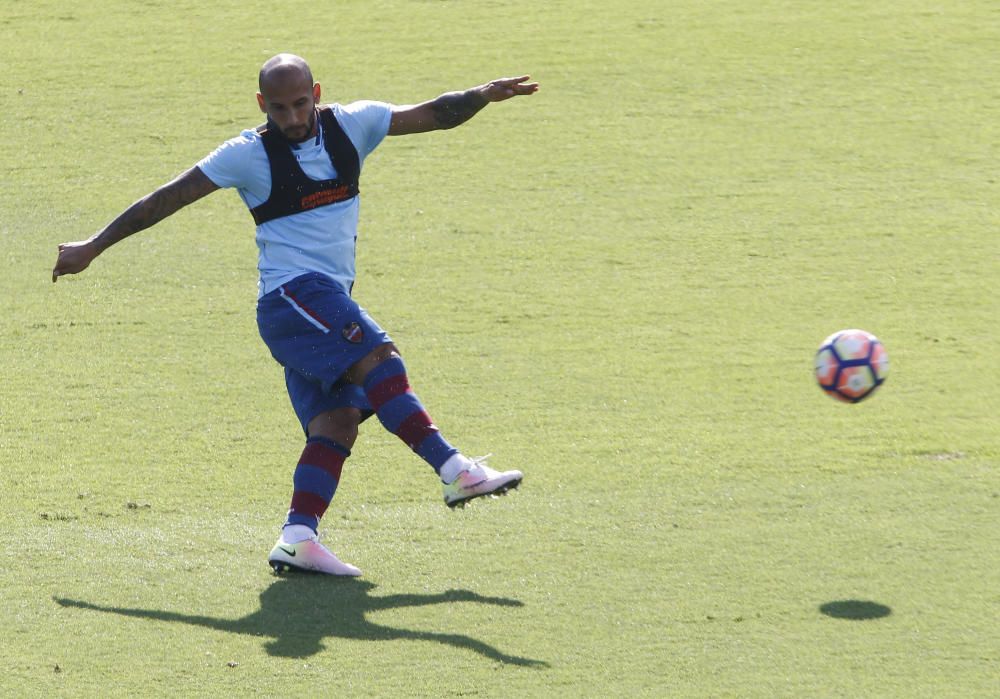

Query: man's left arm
left=387, top=75, right=539, bottom=136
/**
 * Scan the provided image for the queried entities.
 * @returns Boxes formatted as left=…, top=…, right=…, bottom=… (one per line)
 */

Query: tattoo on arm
left=94, top=168, right=216, bottom=251
left=122, top=190, right=176, bottom=233
left=430, top=89, right=489, bottom=129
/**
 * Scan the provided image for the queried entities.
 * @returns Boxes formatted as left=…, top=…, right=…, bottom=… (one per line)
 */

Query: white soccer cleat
left=443, top=455, right=523, bottom=508
left=268, top=534, right=362, bottom=576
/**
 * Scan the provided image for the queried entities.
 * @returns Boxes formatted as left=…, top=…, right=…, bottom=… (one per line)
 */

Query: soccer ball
left=815, top=329, right=889, bottom=403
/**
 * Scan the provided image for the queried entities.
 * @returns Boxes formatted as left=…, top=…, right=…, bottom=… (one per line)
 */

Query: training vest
left=249, top=106, right=360, bottom=226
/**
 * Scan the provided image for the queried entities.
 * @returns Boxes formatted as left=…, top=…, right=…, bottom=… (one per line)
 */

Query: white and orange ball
left=815, top=329, right=889, bottom=403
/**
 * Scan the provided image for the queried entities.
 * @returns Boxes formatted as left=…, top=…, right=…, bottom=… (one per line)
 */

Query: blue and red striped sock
left=285, top=436, right=350, bottom=531
left=363, top=356, right=458, bottom=474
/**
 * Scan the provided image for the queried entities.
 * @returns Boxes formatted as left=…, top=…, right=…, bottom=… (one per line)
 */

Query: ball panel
left=837, top=365, right=875, bottom=400
left=870, top=342, right=889, bottom=380
left=832, top=330, right=872, bottom=361
left=815, top=348, right=839, bottom=385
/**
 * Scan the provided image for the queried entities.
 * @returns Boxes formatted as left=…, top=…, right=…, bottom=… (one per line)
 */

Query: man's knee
left=347, top=342, right=400, bottom=386
left=307, top=408, right=362, bottom=447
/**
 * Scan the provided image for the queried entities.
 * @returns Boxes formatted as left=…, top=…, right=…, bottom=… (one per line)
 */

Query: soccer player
left=52, top=54, right=538, bottom=576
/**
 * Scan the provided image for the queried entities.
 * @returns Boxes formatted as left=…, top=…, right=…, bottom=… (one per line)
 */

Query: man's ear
left=313, top=83, right=322, bottom=103
left=256, top=92, right=266, bottom=113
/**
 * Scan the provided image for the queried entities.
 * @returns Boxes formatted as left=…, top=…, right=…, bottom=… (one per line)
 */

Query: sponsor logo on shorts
left=342, top=322, right=364, bottom=344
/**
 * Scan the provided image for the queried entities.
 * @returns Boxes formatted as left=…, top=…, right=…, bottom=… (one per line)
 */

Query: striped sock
left=362, top=356, right=458, bottom=473
left=285, top=436, right=350, bottom=531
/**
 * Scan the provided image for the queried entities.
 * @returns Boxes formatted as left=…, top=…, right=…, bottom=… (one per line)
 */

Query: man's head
left=257, top=54, right=321, bottom=142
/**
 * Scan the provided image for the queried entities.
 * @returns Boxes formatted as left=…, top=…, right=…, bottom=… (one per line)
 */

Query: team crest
left=342, top=322, right=364, bottom=344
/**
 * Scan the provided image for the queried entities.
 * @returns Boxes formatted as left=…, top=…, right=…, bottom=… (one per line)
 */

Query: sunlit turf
left=1, top=1, right=997, bottom=696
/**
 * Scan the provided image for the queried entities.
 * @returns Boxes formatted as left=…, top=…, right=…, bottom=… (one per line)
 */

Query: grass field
left=2, top=0, right=998, bottom=696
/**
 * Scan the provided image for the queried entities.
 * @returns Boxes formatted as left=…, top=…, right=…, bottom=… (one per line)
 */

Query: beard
left=270, top=108, right=317, bottom=143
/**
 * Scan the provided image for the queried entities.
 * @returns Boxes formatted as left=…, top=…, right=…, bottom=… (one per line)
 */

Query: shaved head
left=256, top=54, right=322, bottom=142
left=258, top=53, right=314, bottom=95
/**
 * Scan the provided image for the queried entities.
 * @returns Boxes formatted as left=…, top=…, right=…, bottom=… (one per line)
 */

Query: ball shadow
left=819, top=599, right=892, bottom=620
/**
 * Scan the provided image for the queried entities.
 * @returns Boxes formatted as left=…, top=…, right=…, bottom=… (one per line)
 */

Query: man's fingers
left=499, top=76, right=538, bottom=95
left=485, top=76, right=538, bottom=102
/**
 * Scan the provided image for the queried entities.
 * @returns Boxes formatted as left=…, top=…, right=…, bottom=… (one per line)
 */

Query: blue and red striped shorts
left=256, top=272, right=392, bottom=433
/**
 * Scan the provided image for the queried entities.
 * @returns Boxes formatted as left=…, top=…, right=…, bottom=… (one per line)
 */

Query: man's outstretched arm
left=52, top=166, right=219, bottom=282
left=387, top=75, right=539, bottom=136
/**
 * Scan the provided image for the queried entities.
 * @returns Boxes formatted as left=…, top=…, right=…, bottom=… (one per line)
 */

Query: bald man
left=53, top=54, right=539, bottom=576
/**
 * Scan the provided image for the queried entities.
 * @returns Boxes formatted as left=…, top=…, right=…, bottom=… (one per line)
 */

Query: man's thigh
left=257, top=273, right=392, bottom=385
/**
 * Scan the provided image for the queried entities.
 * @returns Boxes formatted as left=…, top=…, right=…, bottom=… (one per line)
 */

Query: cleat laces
left=465, top=454, right=494, bottom=482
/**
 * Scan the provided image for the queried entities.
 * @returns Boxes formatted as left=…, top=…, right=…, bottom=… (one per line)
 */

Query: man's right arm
left=52, top=166, right=219, bottom=282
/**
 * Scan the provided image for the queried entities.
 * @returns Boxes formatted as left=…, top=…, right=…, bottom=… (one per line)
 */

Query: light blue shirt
left=197, top=101, right=393, bottom=297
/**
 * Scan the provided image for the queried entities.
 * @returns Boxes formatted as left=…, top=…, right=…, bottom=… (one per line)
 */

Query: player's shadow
left=54, top=578, right=547, bottom=666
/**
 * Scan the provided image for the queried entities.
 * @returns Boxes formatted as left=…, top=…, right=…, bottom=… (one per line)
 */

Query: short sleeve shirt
left=197, top=101, right=393, bottom=296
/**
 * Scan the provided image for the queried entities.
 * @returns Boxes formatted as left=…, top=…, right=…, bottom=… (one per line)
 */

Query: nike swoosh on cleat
left=277, top=546, right=297, bottom=557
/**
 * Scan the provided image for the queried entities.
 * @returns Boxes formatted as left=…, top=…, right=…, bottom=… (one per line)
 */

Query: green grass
left=2, top=0, right=998, bottom=696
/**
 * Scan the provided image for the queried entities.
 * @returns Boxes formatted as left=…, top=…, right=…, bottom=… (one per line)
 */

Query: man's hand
left=479, top=75, right=539, bottom=103
left=52, top=239, right=101, bottom=283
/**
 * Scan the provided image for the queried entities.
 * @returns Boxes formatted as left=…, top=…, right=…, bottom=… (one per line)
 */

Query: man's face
left=257, top=75, right=321, bottom=142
